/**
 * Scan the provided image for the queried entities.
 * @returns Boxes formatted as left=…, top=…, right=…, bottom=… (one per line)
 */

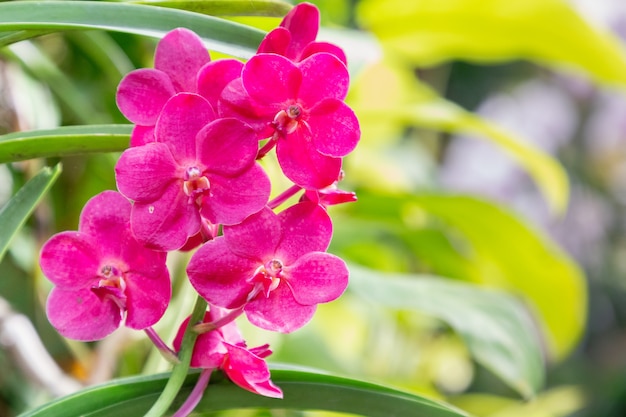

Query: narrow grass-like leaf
left=0, top=125, right=131, bottom=163
left=0, top=164, right=61, bottom=262
left=19, top=368, right=468, bottom=417
left=0, top=1, right=266, bottom=58
left=349, top=266, right=545, bottom=398
left=130, top=0, right=292, bottom=17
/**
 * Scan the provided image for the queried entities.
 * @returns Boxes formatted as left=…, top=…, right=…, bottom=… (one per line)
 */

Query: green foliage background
left=1, top=0, right=625, bottom=416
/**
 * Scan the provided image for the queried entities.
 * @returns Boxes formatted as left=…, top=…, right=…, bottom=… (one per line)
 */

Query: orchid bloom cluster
left=38, top=2, right=359, bottom=414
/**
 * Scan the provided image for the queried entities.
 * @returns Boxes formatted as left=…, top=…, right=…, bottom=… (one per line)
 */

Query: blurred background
left=3, top=0, right=626, bottom=416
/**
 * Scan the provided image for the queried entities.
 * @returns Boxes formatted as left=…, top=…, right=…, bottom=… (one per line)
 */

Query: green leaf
left=18, top=369, right=468, bottom=417
left=342, top=192, right=586, bottom=361
left=349, top=265, right=545, bottom=399
left=349, top=60, right=568, bottom=213
left=130, top=0, right=292, bottom=17
left=0, top=1, right=266, bottom=58
left=357, top=0, right=626, bottom=85
left=0, top=125, right=131, bottom=163
left=0, top=164, right=62, bottom=262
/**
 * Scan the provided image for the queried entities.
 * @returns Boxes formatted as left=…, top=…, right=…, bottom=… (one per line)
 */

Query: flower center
left=272, top=104, right=303, bottom=135
left=248, top=258, right=284, bottom=300
left=183, top=166, right=210, bottom=205
left=92, top=264, right=127, bottom=311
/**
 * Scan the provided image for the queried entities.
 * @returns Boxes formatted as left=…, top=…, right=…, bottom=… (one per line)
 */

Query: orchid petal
left=219, top=78, right=278, bottom=136
left=116, top=68, right=175, bottom=125
left=301, top=42, right=348, bottom=65
left=276, top=128, right=342, bottom=189
left=46, top=287, right=121, bottom=341
left=200, top=163, right=270, bottom=226
left=307, top=99, right=360, bottom=157
left=223, top=342, right=283, bottom=398
left=115, top=142, right=179, bottom=202
left=223, top=207, right=281, bottom=260
left=246, top=283, right=316, bottom=333
left=257, top=27, right=290, bottom=56
left=40, top=232, right=100, bottom=289
left=155, top=28, right=210, bottom=93
left=243, top=54, right=301, bottom=104
left=280, top=2, right=319, bottom=55
left=197, top=118, right=258, bottom=176
left=276, top=202, right=333, bottom=262
left=187, top=238, right=257, bottom=309
left=78, top=191, right=132, bottom=257
left=124, top=270, right=170, bottom=330
left=298, top=53, right=349, bottom=105
left=130, top=184, right=200, bottom=251
left=155, top=93, right=215, bottom=160
left=130, top=125, right=155, bottom=147
left=285, top=252, right=348, bottom=305
left=173, top=313, right=226, bottom=368
left=197, top=59, right=244, bottom=109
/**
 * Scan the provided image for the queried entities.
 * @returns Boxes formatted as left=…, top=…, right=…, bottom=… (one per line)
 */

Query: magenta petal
left=40, top=232, right=99, bottom=289
left=257, top=27, right=290, bottom=56
left=223, top=342, right=283, bottom=398
left=124, top=270, right=170, bottom=330
left=187, top=239, right=257, bottom=309
left=115, top=142, right=179, bottom=202
left=46, top=287, right=121, bottom=341
left=155, top=28, right=210, bottom=93
left=276, top=128, right=342, bottom=189
left=219, top=78, right=278, bottom=136
left=298, top=53, right=349, bottom=105
left=276, top=202, right=333, bottom=262
left=301, top=42, right=347, bottom=65
left=280, top=2, right=319, bottom=54
left=197, top=118, right=258, bottom=176
left=243, top=54, right=301, bottom=104
left=308, top=99, right=360, bottom=157
left=173, top=313, right=226, bottom=368
left=78, top=191, right=132, bottom=257
left=200, top=163, right=270, bottom=225
left=246, top=283, right=316, bottom=333
left=130, top=184, right=200, bottom=251
left=223, top=207, right=281, bottom=260
left=155, top=93, right=215, bottom=160
left=130, top=125, right=156, bottom=147
left=197, top=59, right=244, bottom=109
left=116, top=68, right=176, bottom=125
left=285, top=252, right=348, bottom=305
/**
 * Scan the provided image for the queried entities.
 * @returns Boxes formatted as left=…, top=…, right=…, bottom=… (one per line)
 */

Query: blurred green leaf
left=0, top=164, right=61, bottom=262
left=349, top=265, right=544, bottom=398
left=0, top=1, right=266, bottom=58
left=357, top=0, right=626, bottom=85
left=130, top=0, right=292, bottom=17
left=349, top=60, right=569, bottom=213
left=0, top=125, right=131, bottom=163
left=342, top=192, right=586, bottom=361
left=19, top=368, right=468, bottom=417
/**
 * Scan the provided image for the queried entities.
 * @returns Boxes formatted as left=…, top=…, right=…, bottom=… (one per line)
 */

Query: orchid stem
left=144, top=295, right=208, bottom=417
left=193, top=305, right=245, bottom=334
left=171, top=368, right=212, bottom=417
left=267, top=184, right=302, bottom=209
left=256, top=135, right=278, bottom=160
left=144, top=327, right=180, bottom=364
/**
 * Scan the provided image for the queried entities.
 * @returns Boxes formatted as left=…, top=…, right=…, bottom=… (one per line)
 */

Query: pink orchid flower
left=173, top=308, right=282, bottom=398
left=115, top=92, right=271, bottom=251
left=258, top=2, right=347, bottom=64
left=39, top=191, right=171, bottom=341
left=116, top=28, right=211, bottom=146
left=187, top=202, right=349, bottom=333
left=220, top=52, right=360, bottom=189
